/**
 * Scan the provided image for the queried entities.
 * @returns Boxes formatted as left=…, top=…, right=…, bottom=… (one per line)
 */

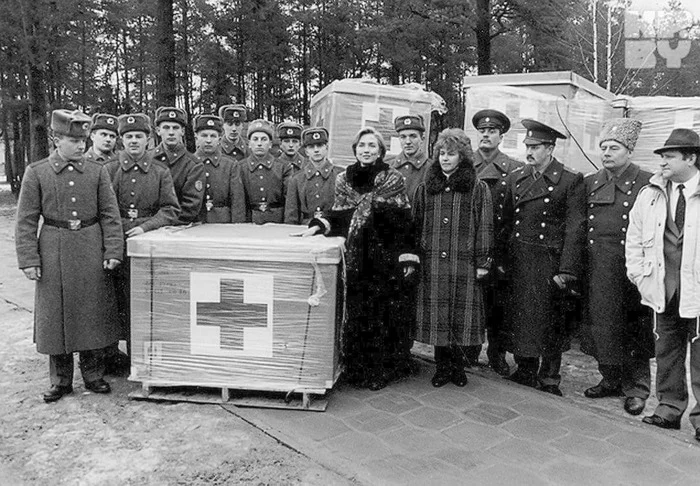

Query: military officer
left=105, top=114, right=180, bottom=368
left=151, top=106, right=205, bottom=224
left=501, top=119, right=586, bottom=396
left=15, top=109, right=124, bottom=402
left=218, top=104, right=249, bottom=161
left=236, top=119, right=292, bottom=224
left=387, top=114, right=431, bottom=203
left=85, top=113, right=119, bottom=165
left=284, top=127, right=342, bottom=225
left=580, top=118, right=653, bottom=416
left=193, top=114, right=244, bottom=223
left=277, top=121, right=306, bottom=175
left=472, top=109, right=525, bottom=375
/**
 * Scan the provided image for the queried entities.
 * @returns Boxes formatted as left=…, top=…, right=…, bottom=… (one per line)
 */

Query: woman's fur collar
left=426, top=161, right=475, bottom=194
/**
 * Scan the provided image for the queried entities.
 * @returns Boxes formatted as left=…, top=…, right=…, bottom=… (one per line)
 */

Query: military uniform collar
left=247, top=154, right=275, bottom=171
left=304, top=158, right=334, bottom=180
left=475, top=150, right=512, bottom=179
left=393, top=150, right=428, bottom=170
left=84, top=146, right=113, bottom=163
left=515, top=158, right=563, bottom=184
left=221, top=136, right=244, bottom=152
left=195, top=149, right=221, bottom=167
left=590, top=163, right=640, bottom=194
left=50, top=150, right=85, bottom=173
left=280, top=152, right=304, bottom=169
left=119, top=151, right=151, bottom=172
left=155, top=142, right=186, bottom=165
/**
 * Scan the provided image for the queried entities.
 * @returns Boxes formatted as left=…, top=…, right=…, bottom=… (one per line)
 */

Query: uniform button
left=622, top=227, right=626, bottom=233
left=130, top=192, right=135, bottom=196
left=315, top=194, right=320, bottom=198
left=589, top=239, right=594, bottom=244
left=131, top=179, right=136, bottom=183
left=316, top=172, right=320, bottom=176
left=207, top=184, right=211, bottom=188
left=69, top=181, right=75, bottom=186
left=501, top=181, right=506, bottom=185
left=68, top=166, right=74, bottom=171
left=548, top=186, right=554, bottom=191
left=589, top=215, right=594, bottom=220
left=71, top=197, right=76, bottom=203
left=620, top=240, right=625, bottom=245
left=440, top=251, right=447, bottom=258
left=539, top=234, right=544, bottom=239
left=71, top=211, right=78, bottom=217
left=206, top=172, right=210, bottom=177
left=627, top=191, right=632, bottom=195
left=515, top=220, right=520, bottom=225
left=541, top=222, right=546, bottom=227
left=260, top=175, right=264, bottom=179
left=515, top=232, right=520, bottom=237
left=259, top=187, right=264, bottom=191
left=623, top=201, right=629, bottom=207
left=544, top=198, right=550, bottom=203
left=499, top=204, right=503, bottom=209
left=315, top=183, right=319, bottom=187
left=589, top=203, right=594, bottom=208
left=129, top=203, right=135, bottom=208
left=500, top=193, right=505, bottom=198
left=622, top=214, right=628, bottom=220
left=258, top=165, right=263, bottom=170
left=515, top=208, right=520, bottom=213
left=445, top=187, right=451, bottom=192
left=443, top=217, right=449, bottom=224
left=543, top=211, right=547, bottom=215
left=262, top=197, right=266, bottom=201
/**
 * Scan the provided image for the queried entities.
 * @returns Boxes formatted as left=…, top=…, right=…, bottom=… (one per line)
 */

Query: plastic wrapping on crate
left=310, top=79, right=444, bottom=167
left=127, top=224, right=345, bottom=393
left=464, top=85, right=616, bottom=175
left=626, top=96, right=700, bottom=173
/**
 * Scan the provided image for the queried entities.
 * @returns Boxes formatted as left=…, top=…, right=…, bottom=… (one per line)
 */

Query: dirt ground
left=0, top=186, right=355, bottom=486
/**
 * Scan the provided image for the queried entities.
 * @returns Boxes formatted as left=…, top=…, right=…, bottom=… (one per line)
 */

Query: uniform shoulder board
left=562, top=165, right=579, bottom=174
left=583, top=170, right=597, bottom=179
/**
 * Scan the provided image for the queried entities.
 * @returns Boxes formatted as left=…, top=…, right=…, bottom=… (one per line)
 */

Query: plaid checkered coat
left=413, top=163, right=493, bottom=346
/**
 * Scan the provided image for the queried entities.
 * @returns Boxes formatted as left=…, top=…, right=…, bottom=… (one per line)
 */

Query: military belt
left=120, top=208, right=155, bottom=220
left=43, top=216, right=99, bottom=231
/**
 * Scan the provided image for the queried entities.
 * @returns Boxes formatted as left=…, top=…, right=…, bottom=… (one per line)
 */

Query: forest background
left=1, top=0, right=699, bottom=192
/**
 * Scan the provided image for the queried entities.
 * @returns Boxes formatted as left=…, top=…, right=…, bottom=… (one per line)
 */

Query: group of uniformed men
left=14, top=101, right=700, bottom=442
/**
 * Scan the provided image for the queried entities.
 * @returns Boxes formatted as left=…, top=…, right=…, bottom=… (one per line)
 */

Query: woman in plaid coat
left=413, top=128, right=494, bottom=387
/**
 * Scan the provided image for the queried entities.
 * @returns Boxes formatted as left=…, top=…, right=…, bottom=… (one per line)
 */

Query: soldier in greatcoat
left=413, top=128, right=493, bottom=388
left=277, top=121, right=306, bottom=176
left=192, top=114, right=243, bottom=223
left=105, top=114, right=180, bottom=367
left=235, top=119, right=292, bottom=224
left=218, top=104, right=249, bottom=161
left=472, top=109, right=524, bottom=375
left=580, top=118, right=653, bottom=416
left=387, top=115, right=431, bottom=203
left=85, top=113, right=119, bottom=165
left=500, top=119, right=586, bottom=397
left=284, top=127, right=342, bottom=225
left=15, top=109, right=124, bottom=402
left=151, top=106, right=205, bottom=224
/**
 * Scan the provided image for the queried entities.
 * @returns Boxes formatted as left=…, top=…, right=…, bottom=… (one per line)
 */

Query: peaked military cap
left=155, top=106, right=188, bottom=127
left=90, top=113, right=119, bottom=134
left=51, top=109, right=92, bottom=138
left=218, top=104, right=248, bottom=123
left=194, top=115, right=224, bottom=133
left=599, top=118, right=642, bottom=151
left=472, top=109, right=511, bottom=133
left=247, top=119, right=274, bottom=139
left=118, top=113, right=152, bottom=135
left=302, top=127, right=329, bottom=146
left=521, top=118, right=567, bottom=144
left=278, top=121, right=303, bottom=140
left=394, top=114, right=425, bottom=133
left=653, top=128, right=700, bottom=154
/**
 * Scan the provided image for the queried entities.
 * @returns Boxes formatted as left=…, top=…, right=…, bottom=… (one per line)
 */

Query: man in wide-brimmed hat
left=626, top=128, right=700, bottom=439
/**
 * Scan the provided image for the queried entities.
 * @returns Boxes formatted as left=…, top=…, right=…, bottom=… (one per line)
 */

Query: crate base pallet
left=128, top=382, right=331, bottom=411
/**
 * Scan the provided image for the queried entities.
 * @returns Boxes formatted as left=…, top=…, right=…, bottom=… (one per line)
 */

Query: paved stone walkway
left=228, top=362, right=700, bottom=485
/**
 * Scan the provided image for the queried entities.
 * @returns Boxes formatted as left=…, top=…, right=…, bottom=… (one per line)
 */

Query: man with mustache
left=471, top=109, right=524, bottom=375
left=500, top=119, right=586, bottom=397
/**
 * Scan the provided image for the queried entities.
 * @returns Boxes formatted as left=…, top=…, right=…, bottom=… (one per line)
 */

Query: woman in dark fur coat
left=302, top=127, right=419, bottom=391
left=413, top=128, right=494, bottom=387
